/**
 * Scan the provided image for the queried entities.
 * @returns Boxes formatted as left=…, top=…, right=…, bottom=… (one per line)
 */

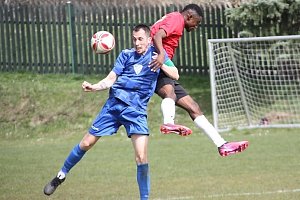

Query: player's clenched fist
left=82, top=81, right=93, bottom=92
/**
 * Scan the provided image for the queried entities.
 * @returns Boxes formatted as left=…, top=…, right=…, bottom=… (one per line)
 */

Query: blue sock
left=137, top=163, right=150, bottom=200
left=61, top=144, right=86, bottom=174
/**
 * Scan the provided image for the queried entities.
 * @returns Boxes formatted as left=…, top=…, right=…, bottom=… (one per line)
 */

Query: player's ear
left=148, top=36, right=152, bottom=44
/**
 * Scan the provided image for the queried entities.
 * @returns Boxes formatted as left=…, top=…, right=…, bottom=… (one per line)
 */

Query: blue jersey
left=110, top=45, right=168, bottom=111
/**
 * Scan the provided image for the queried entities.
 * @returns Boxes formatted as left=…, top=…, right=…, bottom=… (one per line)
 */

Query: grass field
left=1, top=73, right=300, bottom=200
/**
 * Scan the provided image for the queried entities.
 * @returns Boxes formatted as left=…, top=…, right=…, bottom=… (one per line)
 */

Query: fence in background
left=0, top=2, right=235, bottom=75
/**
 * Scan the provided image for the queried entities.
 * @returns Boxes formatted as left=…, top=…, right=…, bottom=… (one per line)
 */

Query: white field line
left=153, top=197, right=194, bottom=200
left=153, top=188, right=300, bottom=200
left=206, top=188, right=300, bottom=198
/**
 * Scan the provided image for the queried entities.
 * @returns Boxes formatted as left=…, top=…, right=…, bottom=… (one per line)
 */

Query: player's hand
left=149, top=52, right=164, bottom=72
left=82, top=81, right=93, bottom=92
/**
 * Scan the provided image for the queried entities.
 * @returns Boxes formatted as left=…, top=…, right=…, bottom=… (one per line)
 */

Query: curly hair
left=181, top=4, right=204, bottom=17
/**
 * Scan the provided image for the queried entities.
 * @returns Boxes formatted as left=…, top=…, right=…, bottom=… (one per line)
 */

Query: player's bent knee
left=157, top=86, right=176, bottom=100
left=79, top=140, right=95, bottom=151
left=79, top=133, right=99, bottom=151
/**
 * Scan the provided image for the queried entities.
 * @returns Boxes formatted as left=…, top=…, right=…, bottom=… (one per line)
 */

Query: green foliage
left=226, top=0, right=300, bottom=36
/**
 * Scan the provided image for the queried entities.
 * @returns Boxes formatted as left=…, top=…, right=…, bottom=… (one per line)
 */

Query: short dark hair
left=181, top=4, right=203, bottom=18
left=133, top=24, right=151, bottom=37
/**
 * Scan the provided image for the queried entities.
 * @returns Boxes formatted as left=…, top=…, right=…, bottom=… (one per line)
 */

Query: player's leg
left=175, top=84, right=248, bottom=156
left=155, top=72, right=177, bottom=124
left=175, top=94, right=227, bottom=147
left=122, top=106, right=150, bottom=200
left=43, top=133, right=100, bottom=196
left=62, top=133, right=100, bottom=174
left=131, top=134, right=150, bottom=200
left=44, top=98, right=120, bottom=195
left=155, top=72, right=192, bottom=136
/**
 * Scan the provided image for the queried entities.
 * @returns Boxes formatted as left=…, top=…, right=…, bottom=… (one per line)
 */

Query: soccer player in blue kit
left=43, top=24, right=179, bottom=200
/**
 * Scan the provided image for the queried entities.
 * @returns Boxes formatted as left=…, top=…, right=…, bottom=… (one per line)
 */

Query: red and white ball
left=91, top=31, right=115, bottom=54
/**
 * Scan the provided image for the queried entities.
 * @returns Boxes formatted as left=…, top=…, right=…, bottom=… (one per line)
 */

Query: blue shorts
left=89, top=97, right=149, bottom=138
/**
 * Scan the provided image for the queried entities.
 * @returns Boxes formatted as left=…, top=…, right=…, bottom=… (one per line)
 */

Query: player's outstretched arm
left=82, top=71, right=117, bottom=92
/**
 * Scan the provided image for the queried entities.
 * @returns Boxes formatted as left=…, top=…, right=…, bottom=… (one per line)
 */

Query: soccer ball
left=91, top=31, right=115, bottom=54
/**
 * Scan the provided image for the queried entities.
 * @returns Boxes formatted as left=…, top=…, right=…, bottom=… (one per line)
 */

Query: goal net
left=208, top=35, right=300, bottom=132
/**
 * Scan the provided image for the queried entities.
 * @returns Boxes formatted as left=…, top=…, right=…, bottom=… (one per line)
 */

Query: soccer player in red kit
left=150, top=4, right=249, bottom=156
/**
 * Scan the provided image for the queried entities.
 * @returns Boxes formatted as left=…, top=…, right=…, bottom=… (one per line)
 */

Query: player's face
left=132, top=29, right=152, bottom=54
left=185, top=14, right=202, bottom=32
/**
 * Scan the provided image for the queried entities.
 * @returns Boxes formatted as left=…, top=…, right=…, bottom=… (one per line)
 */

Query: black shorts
left=155, top=71, right=188, bottom=100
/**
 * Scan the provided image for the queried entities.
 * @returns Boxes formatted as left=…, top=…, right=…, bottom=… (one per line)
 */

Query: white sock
left=194, top=115, right=226, bottom=147
left=57, top=170, right=66, bottom=179
left=161, top=98, right=175, bottom=124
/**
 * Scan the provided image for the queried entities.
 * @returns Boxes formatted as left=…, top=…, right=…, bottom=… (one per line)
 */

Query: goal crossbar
left=208, top=35, right=300, bottom=43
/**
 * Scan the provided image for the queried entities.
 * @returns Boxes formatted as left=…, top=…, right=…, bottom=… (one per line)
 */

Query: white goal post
left=208, top=35, right=300, bottom=132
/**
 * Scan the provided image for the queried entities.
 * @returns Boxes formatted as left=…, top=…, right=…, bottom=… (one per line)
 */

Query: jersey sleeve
left=112, top=50, right=130, bottom=75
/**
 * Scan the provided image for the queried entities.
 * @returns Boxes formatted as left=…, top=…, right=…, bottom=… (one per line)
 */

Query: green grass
left=1, top=73, right=300, bottom=200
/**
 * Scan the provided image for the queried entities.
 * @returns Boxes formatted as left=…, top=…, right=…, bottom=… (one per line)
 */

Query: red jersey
left=150, top=12, right=185, bottom=60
